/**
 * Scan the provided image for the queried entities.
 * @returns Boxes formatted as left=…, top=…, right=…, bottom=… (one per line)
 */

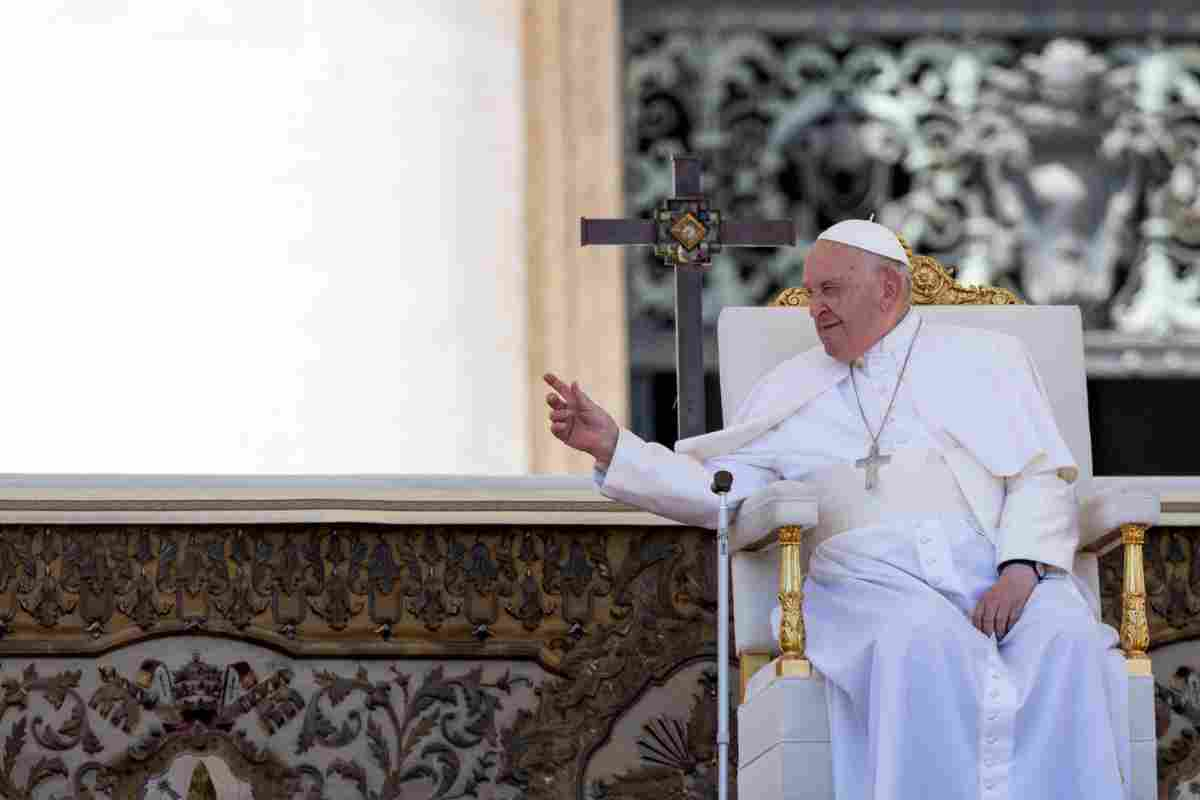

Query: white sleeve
left=594, top=427, right=778, bottom=529
left=995, top=454, right=1079, bottom=573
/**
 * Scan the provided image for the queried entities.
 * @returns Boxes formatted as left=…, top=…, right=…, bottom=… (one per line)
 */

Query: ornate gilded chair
left=725, top=246, right=1159, bottom=800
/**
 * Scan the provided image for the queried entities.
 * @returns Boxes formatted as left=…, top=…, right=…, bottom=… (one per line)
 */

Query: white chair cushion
left=731, top=481, right=818, bottom=552
left=1079, top=490, right=1161, bottom=552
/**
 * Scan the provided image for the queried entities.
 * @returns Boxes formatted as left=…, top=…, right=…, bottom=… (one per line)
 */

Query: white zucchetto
left=817, top=220, right=910, bottom=269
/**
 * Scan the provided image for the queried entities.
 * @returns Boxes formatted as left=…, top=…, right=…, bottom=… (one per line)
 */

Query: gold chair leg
left=739, top=651, right=772, bottom=703
left=773, top=525, right=812, bottom=678
left=1120, top=523, right=1153, bottom=677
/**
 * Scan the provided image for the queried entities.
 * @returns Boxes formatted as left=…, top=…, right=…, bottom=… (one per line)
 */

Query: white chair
left=724, top=256, right=1159, bottom=800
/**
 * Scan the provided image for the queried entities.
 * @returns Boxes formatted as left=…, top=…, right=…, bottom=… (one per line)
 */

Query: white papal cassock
left=595, top=310, right=1128, bottom=800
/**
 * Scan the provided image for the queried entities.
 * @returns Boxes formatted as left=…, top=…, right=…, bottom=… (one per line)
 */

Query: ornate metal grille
left=623, top=7, right=1200, bottom=384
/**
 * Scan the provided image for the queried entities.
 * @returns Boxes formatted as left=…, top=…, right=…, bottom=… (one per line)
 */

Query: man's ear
left=879, top=267, right=901, bottom=310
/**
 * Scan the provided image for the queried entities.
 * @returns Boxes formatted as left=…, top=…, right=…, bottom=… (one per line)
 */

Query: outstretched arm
left=596, top=427, right=777, bottom=529
left=543, top=372, right=777, bottom=528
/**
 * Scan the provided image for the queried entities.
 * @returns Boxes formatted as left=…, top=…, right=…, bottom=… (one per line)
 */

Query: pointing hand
left=543, top=373, right=620, bottom=467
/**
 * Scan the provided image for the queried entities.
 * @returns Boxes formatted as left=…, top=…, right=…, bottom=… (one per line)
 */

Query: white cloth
left=792, top=514, right=1128, bottom=800
left=593, top=310, right=1124, bottom=798
left=817, top=219, right=911, bottom=267
left=598, top=310, right=1080, bottom=571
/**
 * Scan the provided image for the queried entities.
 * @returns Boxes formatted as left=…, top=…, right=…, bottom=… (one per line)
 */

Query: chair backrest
left=717, top=304, right=1093, bottom=485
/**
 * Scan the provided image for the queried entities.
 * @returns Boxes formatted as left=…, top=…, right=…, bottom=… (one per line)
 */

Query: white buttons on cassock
left=979, top=649, right=1016, bottom=800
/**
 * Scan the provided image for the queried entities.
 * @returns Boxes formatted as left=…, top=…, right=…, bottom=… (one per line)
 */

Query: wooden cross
left=855, top=442, right=892, bottom=490
left=581, top=155, right=795, bottom=439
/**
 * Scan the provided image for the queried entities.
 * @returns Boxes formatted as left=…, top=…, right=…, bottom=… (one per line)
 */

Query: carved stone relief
left=10, top=520, right=1194, bottom=797
left=0, top=524, right=728, bottom=800
left=624, top=29, right=1200, bottom=353
left=584, top=663, right=735, bottom=800
left=0, top=642, right=541, bottom=800
left=0, top=525, right=624, bottom=665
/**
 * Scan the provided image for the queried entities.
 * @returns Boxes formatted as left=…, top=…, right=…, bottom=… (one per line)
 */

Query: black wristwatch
left=999, top=559, right=1045, bottom=580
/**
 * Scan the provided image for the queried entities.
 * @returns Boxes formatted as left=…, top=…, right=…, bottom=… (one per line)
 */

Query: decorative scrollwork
left=0, top=524, right=735, bottom=799
left=772, top=238, right=1021, bottom=308
left=0, top=525, right=670, bottom=666
left=626, top=30, right=1200, bottom=337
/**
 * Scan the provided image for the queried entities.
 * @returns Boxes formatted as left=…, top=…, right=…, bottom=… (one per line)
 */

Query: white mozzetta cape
left=601, top=320, right=1083, bottom=572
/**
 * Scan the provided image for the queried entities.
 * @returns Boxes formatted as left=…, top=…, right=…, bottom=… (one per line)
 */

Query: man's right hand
left=543, top=373, right=619, bottom=468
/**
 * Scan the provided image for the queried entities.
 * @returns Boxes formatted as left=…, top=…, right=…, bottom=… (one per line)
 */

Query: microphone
left=711, top=470, right=733, bottom=495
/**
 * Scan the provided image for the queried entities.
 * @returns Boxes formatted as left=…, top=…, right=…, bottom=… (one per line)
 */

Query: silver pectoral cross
left=855, top=442, right=892, bottom=490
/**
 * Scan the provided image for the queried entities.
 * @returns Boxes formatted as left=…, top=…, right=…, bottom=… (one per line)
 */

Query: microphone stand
left=712, top=470, right=734, bottom=800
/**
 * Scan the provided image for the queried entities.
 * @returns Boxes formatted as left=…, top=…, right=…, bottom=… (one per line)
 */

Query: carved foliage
left=0, top=524, right=727, bottom=799
left=0, top=525, right=622, bottom=664
left=0, top=664, right=100, bottom=800
left=498, top=529, right=723, bottom=799
left=0, top=653, right=539, bottom=800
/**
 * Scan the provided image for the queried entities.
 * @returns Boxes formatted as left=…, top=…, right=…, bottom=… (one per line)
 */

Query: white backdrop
left=0, top=1, right=527, bottom=474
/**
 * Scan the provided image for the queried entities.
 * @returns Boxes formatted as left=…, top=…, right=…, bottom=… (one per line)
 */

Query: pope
left=544, top=219, right=1127, bottom=800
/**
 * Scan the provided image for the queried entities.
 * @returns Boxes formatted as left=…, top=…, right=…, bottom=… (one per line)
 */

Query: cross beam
left=581, top=155, right=795, bottom=440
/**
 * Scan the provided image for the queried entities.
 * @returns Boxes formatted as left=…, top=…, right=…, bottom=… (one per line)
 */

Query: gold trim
left=670, top=211, right=707, bottom=251
left=739, top=650, right=772, bottom=703
left=1120, top=523, right=1152, bottom=663
left=776, top=525, right=804, bottom=545
left=1121, top=522, right=1146, bottom=546
left=773, top=653, right=813, bottom=678
left=1126, top=656, right=1153, bottom=677
left=771, top=236, right=1022, bottom=307
left=776, top=525, right=807, bottom=666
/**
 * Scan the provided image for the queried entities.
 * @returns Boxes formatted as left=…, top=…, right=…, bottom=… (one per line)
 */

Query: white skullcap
left=816, top=219, right=910, bottom=270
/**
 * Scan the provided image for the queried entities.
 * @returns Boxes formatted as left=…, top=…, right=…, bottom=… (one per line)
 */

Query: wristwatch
left=1000, top=559, right=1045, bottom=580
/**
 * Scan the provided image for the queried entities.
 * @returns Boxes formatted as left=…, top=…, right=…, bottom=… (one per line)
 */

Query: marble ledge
left=0, top=473, right=682, bottom=527
left=0, top=473, right=1193, bottom=527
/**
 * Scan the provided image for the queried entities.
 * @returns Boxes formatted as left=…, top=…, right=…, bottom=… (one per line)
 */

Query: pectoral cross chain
left=855, top=442, right=892, bottom=490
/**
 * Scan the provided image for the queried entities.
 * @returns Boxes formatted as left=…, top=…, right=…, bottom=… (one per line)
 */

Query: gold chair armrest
left=775, top=525, right=813, bottom=678
left=737, top=524, right=815, bottom=704
left=1119, top=523, right=1153, bottom=677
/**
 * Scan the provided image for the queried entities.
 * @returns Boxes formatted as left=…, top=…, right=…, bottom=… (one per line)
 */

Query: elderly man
left=544, top=220, right=1127, bottom=800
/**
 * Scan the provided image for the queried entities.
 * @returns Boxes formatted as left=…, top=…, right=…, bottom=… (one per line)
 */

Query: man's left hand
left=970, top=564, right=1038, bottom=640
